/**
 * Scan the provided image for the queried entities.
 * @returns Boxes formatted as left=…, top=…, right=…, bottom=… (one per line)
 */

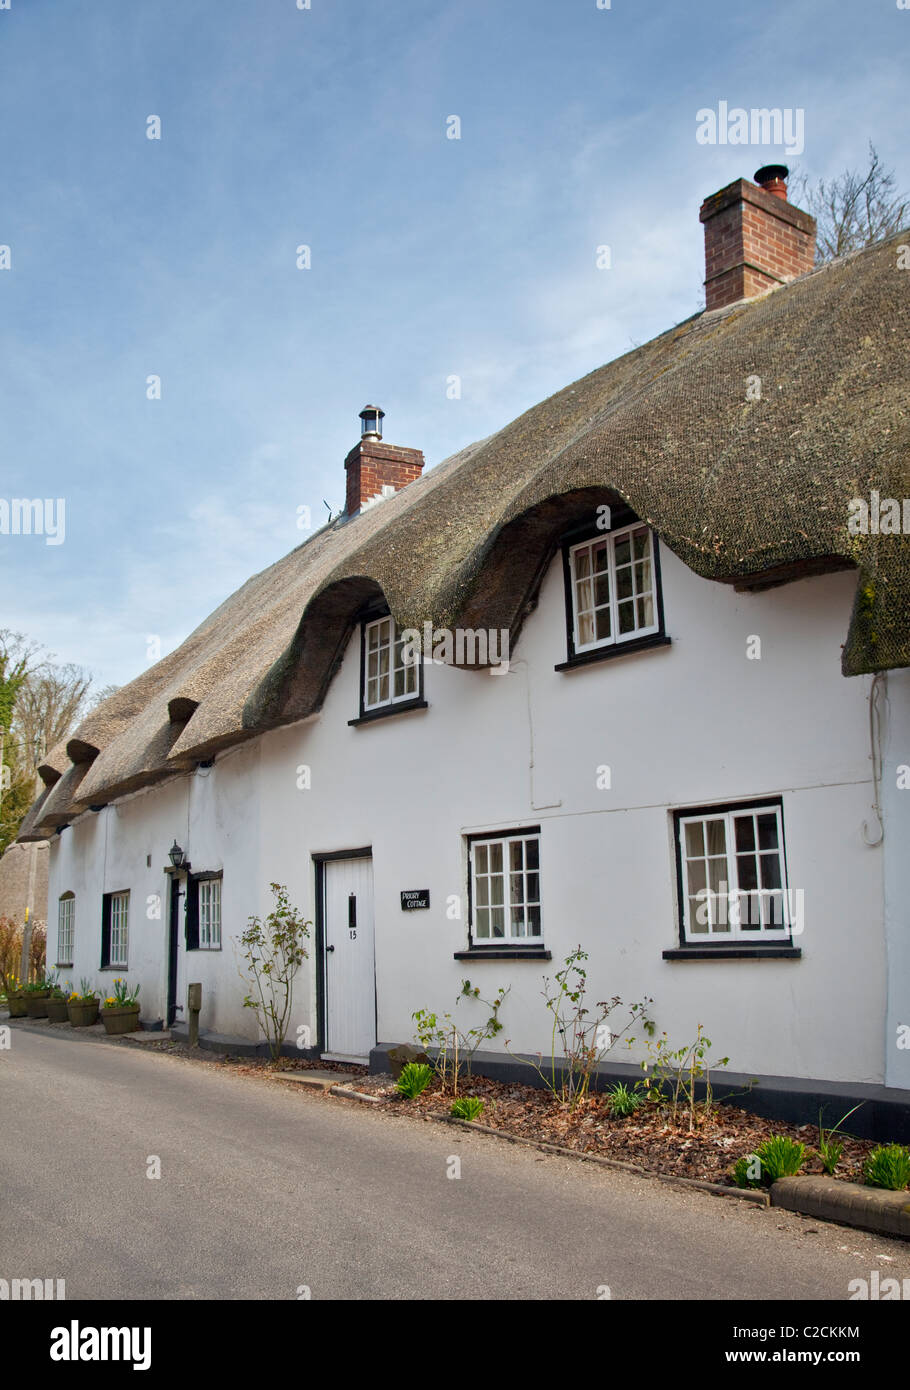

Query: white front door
left=323, top=856, right=376, bottom=1063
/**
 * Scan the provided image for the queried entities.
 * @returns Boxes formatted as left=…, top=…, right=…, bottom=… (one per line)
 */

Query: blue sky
left=1, top=0, right=907, bottom=690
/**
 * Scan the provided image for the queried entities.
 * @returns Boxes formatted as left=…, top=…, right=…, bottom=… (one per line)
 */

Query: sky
left=1, top=0, right=907, bottom=691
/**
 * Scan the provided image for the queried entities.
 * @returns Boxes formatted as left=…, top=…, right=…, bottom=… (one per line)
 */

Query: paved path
left=3, top=1026, right=910, bottom=1300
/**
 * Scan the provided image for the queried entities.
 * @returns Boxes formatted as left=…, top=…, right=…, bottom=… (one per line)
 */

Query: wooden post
left=19, top=907, right=32, bottom=984
left=187, top=982, right=202, bottom=1046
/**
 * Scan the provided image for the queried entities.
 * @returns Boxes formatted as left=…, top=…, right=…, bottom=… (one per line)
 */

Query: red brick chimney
left=700, top=165, right=816, bottom=311
left=344, top=405, right=425, bottom=516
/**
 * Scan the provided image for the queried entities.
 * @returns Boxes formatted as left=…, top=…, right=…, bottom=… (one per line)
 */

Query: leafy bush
left=639, top=1024, right=729, bottom=1131
left=506, top=947, right=653, bottom=1111
left=413, top=981, right=509, bottom=1095
left=236, top=884, right=310, bottom=1060
left=396, top=1062, right=434, bottom=1099
left=450, top=1096, right=485, bottom=1122
left=863, top=1143, right=910, bottom=1191
left=753, top=1135, right=807, bottom=1184
left=606, top=1082, right=644, bottom=1117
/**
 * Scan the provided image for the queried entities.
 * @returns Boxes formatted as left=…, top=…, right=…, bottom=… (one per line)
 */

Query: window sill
left=454, top=948, right=552, bottom=961
left=348, top=698, right=428, bottom=727
left=55, top=962, right=73, bottom=969
left=186, top=946, right=222, bottom=953
left=99, top=965, right=129, bottom=972
left=662, top=946, right=801, bottom=960
left=555, top=633, right=671, bottom=672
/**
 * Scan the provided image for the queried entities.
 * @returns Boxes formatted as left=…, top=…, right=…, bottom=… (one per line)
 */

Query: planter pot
left=100, top=1004, right=141, bottom=1036
left=25, top=992, right=50, bottom=1018
left=6, top=993, right=28, bottom=1018
left=67, top=998, right=100, bottom=1028
left=46, top=997, right=70, bottom=1023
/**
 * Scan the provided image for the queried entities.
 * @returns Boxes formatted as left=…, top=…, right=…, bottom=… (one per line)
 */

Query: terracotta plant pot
left=46, top=997, right=70, bottom=1023
left=6, top=993, right=28, bottom=1018
left=25, top=991, right=50, bottom=1018
left=100, top=1004, right=141, bottom=1036
left=67, top=998, right=100, bottom=1027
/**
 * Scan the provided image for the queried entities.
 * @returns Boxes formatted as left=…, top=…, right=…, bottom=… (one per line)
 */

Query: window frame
left=56, top=892, right=75, bottom=967
left=672, top=798, right=795, bottom=948
left=101, top=889, right=129, bottom=969
left=350, top=604, right=426, bottom=724
left=186, top=871, right=223, bottom=951
left=466, top=827, right=543, bottom=949
left=558, top=511, right=668, bottom=670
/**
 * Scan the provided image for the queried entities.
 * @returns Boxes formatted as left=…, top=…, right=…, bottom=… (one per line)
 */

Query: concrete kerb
left=772, top=1175, right=910, bottom=1240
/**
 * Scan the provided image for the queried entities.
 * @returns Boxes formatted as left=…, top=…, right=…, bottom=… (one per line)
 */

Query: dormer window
left=570, top=523, right=658, bottom=650
left=557, top=513, right=669, bottom=671
left=349, top=611, right=427, bottom=725
left=364, top=616, right=418, bottom=710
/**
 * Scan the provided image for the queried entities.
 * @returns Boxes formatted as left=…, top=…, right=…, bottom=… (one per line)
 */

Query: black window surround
left=665, top=795, right=802, bottom=960
left=185, top=870, right=223, bottom=951
left=459, top=826, right=546, bottom=958
left=348, top=598, right=427, bottom=726
left=100, top=889, right=129, bottom=970
left=555, top=508, right=670, bottom=672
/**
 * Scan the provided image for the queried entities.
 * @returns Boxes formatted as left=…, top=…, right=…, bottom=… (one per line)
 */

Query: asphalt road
left=3, top=1026, right=910, bottom=1301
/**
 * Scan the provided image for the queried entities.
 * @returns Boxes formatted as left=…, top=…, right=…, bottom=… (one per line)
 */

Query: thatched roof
left=20, top=231, right=910, bottom=840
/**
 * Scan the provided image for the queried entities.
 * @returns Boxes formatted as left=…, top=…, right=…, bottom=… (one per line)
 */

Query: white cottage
left=19, top=169, right=910, bottom=1136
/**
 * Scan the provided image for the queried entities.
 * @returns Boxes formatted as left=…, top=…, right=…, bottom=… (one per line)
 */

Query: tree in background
left=790, top=144, right=909, bottom=263
left=0, top=634, right=38, bottom=855
left=0, top=629, right=118, bottom=853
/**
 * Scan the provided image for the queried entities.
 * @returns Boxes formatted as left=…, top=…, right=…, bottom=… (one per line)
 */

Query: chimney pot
left=359, top=404, right=385, bottom=440
left=754, top=164, right=790, bottom=200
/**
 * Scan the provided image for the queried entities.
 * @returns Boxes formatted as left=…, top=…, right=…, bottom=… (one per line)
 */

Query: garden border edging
left=426, top=1111, right=769, bottom=1206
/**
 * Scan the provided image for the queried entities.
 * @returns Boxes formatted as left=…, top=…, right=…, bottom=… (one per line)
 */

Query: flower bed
left=349, top=1071, right=881, bottom=1187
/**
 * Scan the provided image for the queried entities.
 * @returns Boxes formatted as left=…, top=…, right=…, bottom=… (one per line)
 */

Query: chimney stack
left=344, top=406, right=425, bottom=516
left=700, top=165, right=816, bottom=311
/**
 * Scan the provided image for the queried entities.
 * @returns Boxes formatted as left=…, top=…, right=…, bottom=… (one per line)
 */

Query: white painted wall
left=882, top=669, right=910, bottom=1088
left=46, top=544, right=892, bottom=1087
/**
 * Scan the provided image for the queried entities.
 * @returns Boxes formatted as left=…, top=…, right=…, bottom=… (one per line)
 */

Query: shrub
left=863, top=1144, right=910, bottom=1191
left=506, top=947, right=653, bottom=1111
left=640, top=1023, right=729, bottom=1131
left=236, top=884, right=310, bottom=1060
left=752, top=1135, right=807, bottom=1184
left=606, top=1082, right=644, bottom=1117
left=413, top=981, right=509, bottom=1095
left=396, top=1062, right=434, bottom=1099
left=450, top=1096, right=485, bottom=1122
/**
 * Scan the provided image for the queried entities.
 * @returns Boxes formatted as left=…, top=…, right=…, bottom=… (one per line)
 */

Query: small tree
left=236, top=884, right=310, bottom=1060
left=790, top=144, right=909, bottom=263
